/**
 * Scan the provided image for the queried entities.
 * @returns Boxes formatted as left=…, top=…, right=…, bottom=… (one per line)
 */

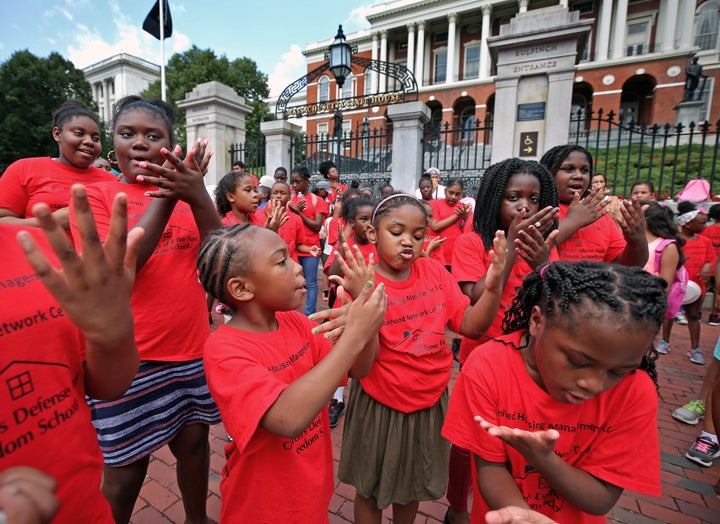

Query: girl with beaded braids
left=198, top=223, right=387, bottom=522
left=443, top=261, right=665, bottom=524
left=540, top=144, right=648, bottom=266
left=446, top=158, right=559, bottom=524
left=0, top=100, right=114, bottom=231
left=69, top=95, right=221, bottom=524
left=333, top=193, right=508, bottom=524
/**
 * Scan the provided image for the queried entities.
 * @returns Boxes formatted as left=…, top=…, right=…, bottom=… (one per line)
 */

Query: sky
left=0, top=0, right=378, bottom=96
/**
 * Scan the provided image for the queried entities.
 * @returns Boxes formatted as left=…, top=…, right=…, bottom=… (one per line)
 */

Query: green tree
left=142, top=46, right=272, bottom=146
left=0, top=50, right=100, bottom=173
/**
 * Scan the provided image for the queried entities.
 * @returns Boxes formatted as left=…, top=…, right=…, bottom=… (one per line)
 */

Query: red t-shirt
left=203, top=312, right=334, bottom=523
left=221, top=210, right=261, bottom=227
left=700, top=224, right=720, bottom=261
left=290, top=192, right=329, bottom=250
left=452, top=232, right=559, bottom=363
left=424, top=227, right=446, bottom=264
left=556, top=203, right=625, bottom=262
left=0, top=225, right=113, bottom=523
left=360, top=257, right=470, bottom=412
left=327, top=183, right=347, bottom=204
left=0, top=157, right=114, bottom=217
left=682, top=234, right=715, bottom=293
left=276, top=213, right=307, bottom=262
left=430, top=199, right=473, bottom=265
left=73, top=181, right=209, bottom=361
left=325, top=217, right=345, bottom=248
left=442, top=331, right=661, bottom=524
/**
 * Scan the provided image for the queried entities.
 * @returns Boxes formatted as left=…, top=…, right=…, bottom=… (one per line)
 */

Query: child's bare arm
left=297, top=244, right=321, bottom=257
left=260, top=282, right=386, bottom=438
left=423, top=236, right=446, bottom=257
left=476, top=416, right=623, bottom=515
left=475, top=455, right=529, bottom=510
left=19, top=185, right=140, bottom=400
left=460, top=231, right=507, bottom=339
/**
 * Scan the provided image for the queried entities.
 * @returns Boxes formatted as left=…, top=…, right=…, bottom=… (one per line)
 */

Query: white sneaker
left=675, top=312, right=688, bottom=325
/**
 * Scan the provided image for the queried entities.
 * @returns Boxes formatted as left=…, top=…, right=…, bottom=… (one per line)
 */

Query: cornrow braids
left=371, top=193, right=426, bottom=227
left=644, top=201, right=686, bottom=268
left=197, top=224, right=257, bottom=303
left=472, top=158, right=558, bottom=251
left=52, top=100, right=101, bottom=130
left=214, top=171, right=254, bottom=217
left=539, top=144, right=593, bottom=180
left=112, top=96, right=176, bottom=145
left=502, top=261, right=666, bottom=388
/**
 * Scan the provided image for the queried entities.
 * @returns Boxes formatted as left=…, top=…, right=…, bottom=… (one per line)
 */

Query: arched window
left=459, top=106, right=476, bottom=142
left=695, top=1, right=720, bottom=50
left=318, top=76, right=330, bottom=102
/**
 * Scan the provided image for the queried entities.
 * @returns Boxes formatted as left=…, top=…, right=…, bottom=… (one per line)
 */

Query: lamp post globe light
left=329, top=25, right=352, bottom=88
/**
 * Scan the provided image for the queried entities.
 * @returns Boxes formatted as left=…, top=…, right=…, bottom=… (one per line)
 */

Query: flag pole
left=160, top=0, right=166, bottom=101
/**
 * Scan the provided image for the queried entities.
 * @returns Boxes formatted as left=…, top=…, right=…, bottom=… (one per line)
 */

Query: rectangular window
left=342, top=120, right=352, bottom=149
left=625, top=20, right=649, bottom=57
left=317, top=122, right=328, bottom=152
left=464, top=45, right=480, bottom=79
left=434, top=50, right=447, bottom=84
left=341, top=77, right=353, bottom=99
left=434, top=32, right=448, bottom=44
left=318, top=77, right=330, bottom=102
left=364, top=71, right=374, bottom=95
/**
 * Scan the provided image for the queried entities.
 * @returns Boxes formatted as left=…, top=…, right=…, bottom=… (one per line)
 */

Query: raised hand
left=263, top=198, right=288, bottom=232
left=485, top=506, right=558, bottom=524
left=616, top=199, right=647, bottom=244
left=565, top=187, right=610, bottom=228
left=0, top=467, right=59, bottom=524
left=328, top=243, right=375, bottom=299
left=483, top=231, right=508, bottom=294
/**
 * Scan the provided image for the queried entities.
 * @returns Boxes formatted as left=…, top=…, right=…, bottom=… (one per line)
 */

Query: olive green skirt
left=338, top=380, right=450, bottom=509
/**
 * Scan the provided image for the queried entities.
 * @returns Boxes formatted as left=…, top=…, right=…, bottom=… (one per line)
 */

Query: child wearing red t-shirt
left=0, top=101, right=114, bottom=233
left=443, top=261, right=665, bottom=524
left=447, top=158, right=560, bottom=524
left=334, top=194, right=507, bottom=524
left=539, top=144, right=648, bottom=267
left=700, top=204, right=720, bottom=324
left=270, top=181, right=320, bottom=262
left=199, top=224, right=386, bottom=523
left=430, top=178, right=473, bottom=268
left=420, top=200, right=446, bottom=262
left=665, top=202, right=715, bottom=365
left=3, top=185, right=140, bottom=524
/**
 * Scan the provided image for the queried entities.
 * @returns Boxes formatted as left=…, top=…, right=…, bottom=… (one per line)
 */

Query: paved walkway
left=130, top=310, right=720, bottom=523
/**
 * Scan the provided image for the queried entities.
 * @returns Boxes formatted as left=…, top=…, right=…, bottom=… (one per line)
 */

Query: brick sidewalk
left=130, top=311, right=720, bottom=523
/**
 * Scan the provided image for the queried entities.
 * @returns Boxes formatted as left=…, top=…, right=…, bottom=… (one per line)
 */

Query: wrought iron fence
left=291, top=124, right=393, bottom=196
left=569, top=109, right=720, bottom=199
left=228, top=139, right=267, bottom=177
left=423, top=116, right=493, bottom=198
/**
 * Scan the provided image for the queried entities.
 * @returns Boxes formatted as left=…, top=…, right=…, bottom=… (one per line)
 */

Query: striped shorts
left=87, top=358, right=221, bottom=466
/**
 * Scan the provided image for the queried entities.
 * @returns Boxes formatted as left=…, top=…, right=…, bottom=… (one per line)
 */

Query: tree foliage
left=0, top=50, right=99, bottom=173
left=142, top=46, right=272, bottom=146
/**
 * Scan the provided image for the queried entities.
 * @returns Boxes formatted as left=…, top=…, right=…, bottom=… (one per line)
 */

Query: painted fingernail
left=366, top=281, right=373, bottom=288
left=138, top=162, right=147, bottom=169
left=144, top=192, right=152, bottom=196
left=311, top=327, right=318, bottom=334
left=136, top=175, right=145, bottom=182
left=308, top=314, right=315, bottom=320
left=174, top=144, right=181, bottom=153
left=160, top=147, right=168, bottom=155
left=325, top=333, right=332, bottom=338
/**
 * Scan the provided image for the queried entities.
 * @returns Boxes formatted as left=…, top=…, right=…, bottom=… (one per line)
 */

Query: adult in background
left=414, top=167, right=446, bottom=200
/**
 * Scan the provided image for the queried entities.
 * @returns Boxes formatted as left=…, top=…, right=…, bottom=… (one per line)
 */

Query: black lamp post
left=328, top=25, right=352, bottom=88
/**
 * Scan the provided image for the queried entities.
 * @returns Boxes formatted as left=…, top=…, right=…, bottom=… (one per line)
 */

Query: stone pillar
left=595, top=0, right=613, bottom=60
left=518, top=0, right=529, bottom=13
left=558, top=0, right=568, bottom=8
left=660, top=0, right=679, bottom=51
left=380, top=31, right=388, bottom=92
left=416, top=22, right=426, bottom=88
left=487, top=6, right=592, bottom=163
left=371, top=33, right=380, bottom=93
left=261, top=120, right=301, bottom=175
left=177, top=81, right=252, bottom=186
left=610, top=0, right=628, bottom=59
left=480, top=5, right=493, bottom=78
left=677, top=0, right=695, bottom=49
left=407, top=23, right=416, bottom=76
left=447, top=13, right=458, bottom=83
left=387, top=102, right=431, bottom=193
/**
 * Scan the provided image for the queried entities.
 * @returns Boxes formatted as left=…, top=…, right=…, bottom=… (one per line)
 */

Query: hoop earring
left=107, top=150, right=118, bottom=166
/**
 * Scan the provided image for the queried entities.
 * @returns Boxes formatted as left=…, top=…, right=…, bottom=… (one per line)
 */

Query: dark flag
left=143, top=0, right=173, bottom=40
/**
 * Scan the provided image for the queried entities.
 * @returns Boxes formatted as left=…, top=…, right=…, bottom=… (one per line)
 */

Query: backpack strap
left=654, top=238, right=675, bottom=273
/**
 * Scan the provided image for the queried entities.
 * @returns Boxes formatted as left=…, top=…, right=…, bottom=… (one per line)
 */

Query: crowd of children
left=2, top=97, right=720, bottom=524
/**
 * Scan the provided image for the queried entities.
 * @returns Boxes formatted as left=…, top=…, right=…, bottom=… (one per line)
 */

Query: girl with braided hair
left=443, top=261, right=665, bottom=524
left=446, top=158, right=559, bottom=524
left=540, top=144, right=648, bottom=267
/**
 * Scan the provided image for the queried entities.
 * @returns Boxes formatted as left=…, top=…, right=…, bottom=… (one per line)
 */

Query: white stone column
left=447, top=13, right=458, bottom=83
left=407, top=23, right=416, bottom=76
left=661, top=0, right=680, bottom=51
left=610, top=0, right=629, bottom=59
left=380, top=30, right=388, bottom=92
left=371, top=32, right=379, bottom=93
left=387, top=102, right=431, bottom=192
left=103, top=79, right=111, bottom=122
left=261, top=120, right=301, bottom=174
left=545, top=71, right=576, bottom=148
left=677, top=0, right=695, bottom=49
left=558, top=0, right=569, bottom=8
left=595, top=0, right=613, bottom=60
left=480, top=5, right=492, bottom=79
left=518, top=0, right=529, bottom=13
left=416, top=22, right=426, bottom=88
